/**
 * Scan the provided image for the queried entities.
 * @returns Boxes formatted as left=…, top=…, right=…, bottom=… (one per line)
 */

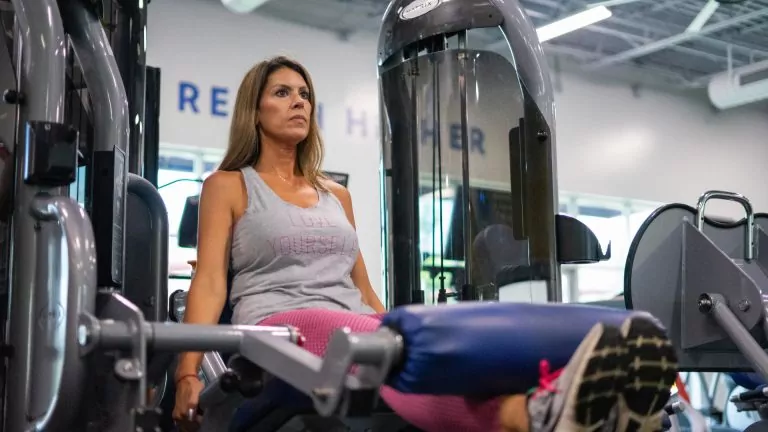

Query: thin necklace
left=273, top=167, right=293, bottom=185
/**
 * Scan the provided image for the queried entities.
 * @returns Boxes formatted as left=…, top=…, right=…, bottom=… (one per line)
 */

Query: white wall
left=553, top=69, right=768, bottom=217
left=148, top=0, right=768, bottom=297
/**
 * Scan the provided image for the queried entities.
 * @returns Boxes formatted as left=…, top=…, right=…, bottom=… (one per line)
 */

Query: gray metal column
left=112, top=0, right=148, bottom=177
left=61, top=0, right=130, bottom=292
left=0, top=11, right=19, bottom=426
left=4, top=0, right=68, bottom=430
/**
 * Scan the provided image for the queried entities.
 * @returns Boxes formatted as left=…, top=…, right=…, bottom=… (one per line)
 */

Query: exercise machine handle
left=28, top=195, right=97, bottom=431
left=696, top=190, right=755, bottom=261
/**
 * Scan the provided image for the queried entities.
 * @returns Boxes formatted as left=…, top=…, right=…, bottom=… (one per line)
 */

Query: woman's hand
left=172, top=375, right=205, bottom=431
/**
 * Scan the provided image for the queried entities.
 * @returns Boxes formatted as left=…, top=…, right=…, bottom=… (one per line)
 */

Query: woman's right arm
left=175, top=172, right=236, bottom=381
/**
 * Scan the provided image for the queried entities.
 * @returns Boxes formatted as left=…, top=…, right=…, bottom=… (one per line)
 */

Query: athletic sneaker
left=615, top=312, right=679, bottom=432
left=527, top=322, right=626, bottom=432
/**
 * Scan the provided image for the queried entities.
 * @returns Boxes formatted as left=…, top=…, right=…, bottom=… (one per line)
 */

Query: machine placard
left=324, top=171, right=349, bottom=187
left=92, top=148, right=126, bottom=288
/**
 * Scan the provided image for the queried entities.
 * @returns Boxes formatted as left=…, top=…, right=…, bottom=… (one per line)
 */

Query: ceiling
left=226, top=0, right=768, bottom=89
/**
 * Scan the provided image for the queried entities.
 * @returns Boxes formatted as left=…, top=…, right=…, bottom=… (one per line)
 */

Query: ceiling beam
left=542, top=44, right=695, bottom=85
left=606, top=15, right=768, bottom=59
left=487, top=22, right=745, bottom=67
left=585, top=25, right=741, bottom=64
left=740, top=18, right=768, bottom=36
left=525, top=0, right=768, bottom=60
left=583, top=8, right=768, bottom=69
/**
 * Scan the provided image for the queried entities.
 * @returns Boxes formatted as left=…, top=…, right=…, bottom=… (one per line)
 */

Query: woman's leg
left=259, top=309, right=506, bottom=431
left=258, top=309, right=675, bottom=432
left=499, top=396, right=532, bottom=432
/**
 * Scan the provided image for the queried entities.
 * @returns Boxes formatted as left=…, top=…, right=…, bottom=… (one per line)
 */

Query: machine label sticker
left=37, top=303, right=64, bottom=330
left=399, top=0, right=442, bottom=21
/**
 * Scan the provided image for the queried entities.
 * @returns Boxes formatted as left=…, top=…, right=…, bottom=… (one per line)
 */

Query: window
left=157, top=145, right=224, bottom=287
left=69, top=165, right=87, bottom=205
left=561, top=192, right=664, bottom=303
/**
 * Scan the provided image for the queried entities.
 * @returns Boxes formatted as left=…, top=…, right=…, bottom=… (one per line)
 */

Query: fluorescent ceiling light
left=686, top=0, right=719, bottom=33
left=586, top=0, right=643, bottom=8
left=537, top=6, right=613, bottom=43
left=221, top=0, right=271, bottom=14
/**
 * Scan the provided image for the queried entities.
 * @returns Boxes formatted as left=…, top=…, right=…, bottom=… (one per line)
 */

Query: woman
left=172, top=55, right=676, bottom=432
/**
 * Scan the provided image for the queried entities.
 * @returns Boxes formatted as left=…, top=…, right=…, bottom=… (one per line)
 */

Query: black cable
left=157, top=178, right=204, bottom=190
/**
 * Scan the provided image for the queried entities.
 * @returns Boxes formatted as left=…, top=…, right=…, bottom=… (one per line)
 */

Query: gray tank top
left=229, top=166, right=374, bottom=325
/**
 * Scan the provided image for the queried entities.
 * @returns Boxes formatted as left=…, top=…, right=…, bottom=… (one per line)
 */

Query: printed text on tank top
left=266, top=209, right=359, bottom=259
left=228, top=166, right=374, bottom=325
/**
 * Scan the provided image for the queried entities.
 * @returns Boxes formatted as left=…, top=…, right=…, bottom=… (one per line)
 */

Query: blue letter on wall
left=450, top=125, right=486, bottom=155
left=211, top=86, right=229, bottom=117
left=450, top=124, right=462, bottom=150
left=421, top=120, right=434, bottom=145
left=178, top=81, right=200, bottom=113
left=317, top=103, right=324, bottom=130
left=471, top=128, right=485, bottom=155
left=346, top=109, right=367, bottom=137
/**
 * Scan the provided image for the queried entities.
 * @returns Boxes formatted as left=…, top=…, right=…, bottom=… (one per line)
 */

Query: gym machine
left=377, top=0, right=610, bottom=308
left=626, top=190, right=768, bottom=431
left=0, top=1, right=300, bottom=430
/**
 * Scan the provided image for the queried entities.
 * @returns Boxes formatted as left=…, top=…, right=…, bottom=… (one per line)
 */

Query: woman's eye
left=276, top=89, right=288, bottom=97
left=300, top=91, right=310, bottom=100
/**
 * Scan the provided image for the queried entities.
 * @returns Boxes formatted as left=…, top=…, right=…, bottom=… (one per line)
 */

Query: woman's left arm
left=328, top=182, right=387, bottom=313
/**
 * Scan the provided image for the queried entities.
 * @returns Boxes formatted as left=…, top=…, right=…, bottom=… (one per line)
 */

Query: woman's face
left=257, top=67, right=312, bottom=145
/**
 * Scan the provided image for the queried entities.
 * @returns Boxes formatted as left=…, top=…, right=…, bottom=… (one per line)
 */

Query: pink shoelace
left=532, top=359, right=563, bottom=398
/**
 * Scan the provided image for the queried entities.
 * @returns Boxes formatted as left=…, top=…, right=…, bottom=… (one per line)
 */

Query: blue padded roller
left=730, top=372, right=765, bottom=390
left=381, top=302, right=636, bottom=396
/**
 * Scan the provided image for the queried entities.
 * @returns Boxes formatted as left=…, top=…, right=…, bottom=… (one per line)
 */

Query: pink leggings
left=258, top=308, right=505, bottom=432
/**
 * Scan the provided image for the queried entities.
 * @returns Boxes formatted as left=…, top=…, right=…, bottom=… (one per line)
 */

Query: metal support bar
left=60, top=1, right=129, bottom=156
left=83, top=320, right=298, bottom=353
left=61, top=0, right=130, bottom=290
left=457, top=31, right=474, bottom=299
left=700, top=293, right=768, bottom=384
left=489, top=23, right=744, bottom=66
left=4, top=0, right=68, bottom=430
left=606, top=14, right=768, bottom=59
left=143, top=66, right=161, bottom=187
left=585, top=8, right=768, bottom=69
left=532, top=0, right=766, bottom=56
left=239, top=327, right=403, bottom=417
left=112, top=0, right=147, bottom=176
